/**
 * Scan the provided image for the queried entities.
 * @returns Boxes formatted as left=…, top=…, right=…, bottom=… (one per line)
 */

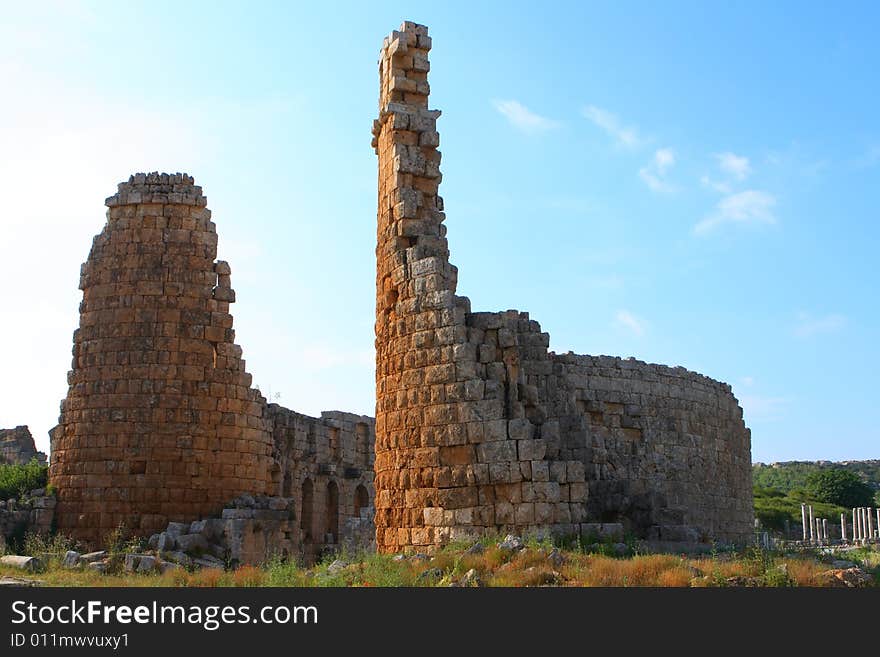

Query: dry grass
left=2, top=544, right=877, bottom=588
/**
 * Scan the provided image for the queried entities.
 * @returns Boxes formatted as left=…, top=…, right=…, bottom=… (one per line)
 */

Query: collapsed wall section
left=50, top=173, right=275, bottom=546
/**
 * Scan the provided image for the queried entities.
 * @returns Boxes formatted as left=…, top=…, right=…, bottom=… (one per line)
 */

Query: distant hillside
left=752, top=460, right=880, bottom=533
left=753, top=460, right=880, bottom=495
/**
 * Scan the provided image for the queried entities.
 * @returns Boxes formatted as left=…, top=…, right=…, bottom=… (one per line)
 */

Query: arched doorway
left=301, top=479, right=313, bottom=540
left=354, top=484, right=369, bottom=517
left=326, top=481, right=339, bottom=543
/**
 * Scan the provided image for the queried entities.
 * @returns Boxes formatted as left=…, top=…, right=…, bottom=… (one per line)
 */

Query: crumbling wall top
left=105, top=172, right=206, bottom=208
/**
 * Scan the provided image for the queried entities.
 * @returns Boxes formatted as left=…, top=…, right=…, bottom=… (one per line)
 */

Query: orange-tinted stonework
left=372, top=23, right=752, bottom=554
left=50, top=174, right=275, bottom=545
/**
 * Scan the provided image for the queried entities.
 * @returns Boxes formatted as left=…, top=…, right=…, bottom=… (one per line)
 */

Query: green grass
left=754, top=489, right=847, bottom=533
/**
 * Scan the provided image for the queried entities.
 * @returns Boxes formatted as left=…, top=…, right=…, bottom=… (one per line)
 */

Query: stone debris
left=0, top=555, right=44, bottom=573
left=0, top=576, right=41, bottom=587
left=818, top=567, right=873, bottom=588
left=326, top=559, right=348, bottom=575
left=79, top=550, right=107, bottom=563
left=460, top=568, right=481, bottom=586
left=465, top=542, right=484, bottom=556
left=371, top=21, right=753, bottom=555
left=62, top=550, right=80, bottom=569
left=547, top=548, right=565, bottom=568
left=498, top=535, right=525, bottom=553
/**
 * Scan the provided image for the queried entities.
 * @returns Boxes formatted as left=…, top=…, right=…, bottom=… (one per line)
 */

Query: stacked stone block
left=269, top=407, right=375, bottom=563
left=372, top=22, right=753, bottom=553
left=50, top=173, right=275, bottom=546
left=554, top=355, right=754, bottom=542
left=372, top=23, right=588, bottom=553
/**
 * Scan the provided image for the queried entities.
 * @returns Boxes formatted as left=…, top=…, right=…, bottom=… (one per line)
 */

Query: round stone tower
left=50, top=173, right=275, bottom=546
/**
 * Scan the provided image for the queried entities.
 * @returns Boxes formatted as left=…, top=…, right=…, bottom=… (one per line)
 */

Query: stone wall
left=0, top=427, right=47, bottom=466
left=0, top=489, right=55, bottom=550
left=268, top=407, right=375, bottom=563
left=372, top=22, right=753, bottom=553
left=50, top=174, right=276, bottom=546
left=552, top=355, right=753, bottom=543
left=372, top=23, right=588, bottom=553
left=48, top=173, right=376, bottom=560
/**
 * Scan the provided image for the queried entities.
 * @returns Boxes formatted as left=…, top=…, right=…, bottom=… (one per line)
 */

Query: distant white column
left=868, top=508, right=874, bottom=542
left=822, top=518, right=828, bottom=541
left=841, top=513, right=846, bottom=542
left=876, top=508, right=880, bottom=539
left=860, top=508, right=866, bottom=542
left=801, top=503, right=808, bottom=541
left=809, top=505, right=815, bottom=542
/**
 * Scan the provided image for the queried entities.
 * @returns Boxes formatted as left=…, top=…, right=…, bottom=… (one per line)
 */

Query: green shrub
left=0, top=458, right=48, bottom=499
left=805, top=468, right=874, bottom=508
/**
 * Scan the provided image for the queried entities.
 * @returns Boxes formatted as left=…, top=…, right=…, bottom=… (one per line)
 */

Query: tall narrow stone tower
left=50, top=173, right=275, bottom=546
left=372, top=23, right=590, bottom=553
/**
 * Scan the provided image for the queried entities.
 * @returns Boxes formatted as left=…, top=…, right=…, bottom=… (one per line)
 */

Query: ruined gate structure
left=372, top=22, right=753, bottom=553
left=50, top=173, right=375, bottom=556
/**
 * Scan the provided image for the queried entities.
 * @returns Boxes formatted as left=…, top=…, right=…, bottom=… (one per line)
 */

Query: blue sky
left=0, top=2, right=877, bottom=463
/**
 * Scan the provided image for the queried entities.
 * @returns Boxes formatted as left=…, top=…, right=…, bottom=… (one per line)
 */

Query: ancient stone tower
left=373, top=22, right=753, bottom=553
left=50, top=173, right=275, bottom=545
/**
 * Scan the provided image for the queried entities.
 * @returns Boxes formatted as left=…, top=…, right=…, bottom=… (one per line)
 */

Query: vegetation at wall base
left=0, top=458, right=48, bottom=499
left=1, top=533, right=877, bottom=588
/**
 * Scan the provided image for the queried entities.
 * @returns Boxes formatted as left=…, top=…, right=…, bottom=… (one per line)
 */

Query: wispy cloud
left=701, top=151, right=751, bottom=193
left=492, top=100, right=557, bottom=134
left=694, top=190, right=777, bottom=234
left=739, top=394, right=791, bottom=421
left=582, top=105, right=643, bottom=149
left=794, top=312, right=847, bottom=338
left=700, top=175, right=731, bottom=194
left=716, top=152, right=752, bottom=180
left=614, top=309, right=647, bottom=336
left=639, top=148, right=676, bottom=193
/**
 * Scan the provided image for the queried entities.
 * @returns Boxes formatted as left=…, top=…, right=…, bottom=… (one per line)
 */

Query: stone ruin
left=48, top=173, right=374, bottom=562
left=371, top=22, right=753, bottom=553
left=26, top=21, right=753, bottom=565
left=0, top=426, right=47, bottom=466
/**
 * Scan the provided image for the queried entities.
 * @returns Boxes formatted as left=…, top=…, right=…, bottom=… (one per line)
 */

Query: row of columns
left=800, top=503, right=879, bottom=544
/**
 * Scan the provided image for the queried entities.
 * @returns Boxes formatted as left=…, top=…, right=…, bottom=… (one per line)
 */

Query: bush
left=805, top=468, right=874, bottom=508
left=0, top=458, right=48, bottom=499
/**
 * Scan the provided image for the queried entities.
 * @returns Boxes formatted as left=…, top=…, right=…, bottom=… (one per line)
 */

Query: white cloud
left=794, top=312, right=847, bottom=338
left=716, top=152, right=752, bottom=180
left=492, top=100, right=557, bottom=134
left=700, top=175, right=731, bottom=194
left=614, top=310, right=647, bottom=336
left=740, top=376, right=755, bottom=387
left=582, top=105, right=643, bottom=149
left=694, top=190, right=777, bottom=234
left=639, top=148, right=676, bottom=193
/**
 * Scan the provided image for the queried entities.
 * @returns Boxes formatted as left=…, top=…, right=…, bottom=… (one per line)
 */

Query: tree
left=805, top=468, right=874, bottom=508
